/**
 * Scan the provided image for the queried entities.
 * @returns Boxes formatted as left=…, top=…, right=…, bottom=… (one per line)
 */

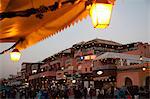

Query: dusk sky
left=0, top=0, right=149, bottom=78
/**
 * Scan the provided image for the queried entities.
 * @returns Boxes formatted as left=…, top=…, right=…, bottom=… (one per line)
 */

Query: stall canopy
left=95, top=52, right=150, bottom=62
left=0, top=0, right=89, bottom=50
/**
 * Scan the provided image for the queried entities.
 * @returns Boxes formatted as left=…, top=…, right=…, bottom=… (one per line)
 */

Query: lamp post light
left=10, top=49, right=21, bottom=61
left=90, top=0, right=116, bottom=29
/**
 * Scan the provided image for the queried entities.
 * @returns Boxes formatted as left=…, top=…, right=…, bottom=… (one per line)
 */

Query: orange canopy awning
left=0, top=0, right=89, bottom=50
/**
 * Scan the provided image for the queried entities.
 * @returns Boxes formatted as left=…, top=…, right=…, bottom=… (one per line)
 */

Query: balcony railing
left=117, top=62, right=150, bottom=70
left=93, top=63, right=150, bottom=71
left=93, top=65, right=117, bottom=71
left=29, top=71, right=56, bottom=80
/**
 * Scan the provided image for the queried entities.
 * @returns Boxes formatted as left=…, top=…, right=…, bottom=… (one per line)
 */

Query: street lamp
left=10, top=49, right=21, bottom=61
left=90, top=0, right=115, bottom=29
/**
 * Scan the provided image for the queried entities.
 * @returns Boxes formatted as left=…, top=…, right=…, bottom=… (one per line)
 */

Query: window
left=90, top=67, right=92, bottom=71
left=49, top=65, right=52, bottom=71
left=85, top=68, right=87, bottom=72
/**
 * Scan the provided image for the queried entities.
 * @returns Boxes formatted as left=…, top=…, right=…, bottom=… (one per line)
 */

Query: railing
left=29, top=71, right=56, bottom=80
left=93, top=65, right=117, bottom=71
left=50, top=60, right=61, bottom=65
left=93, top=63, right=150, bottom=71
left=117, top=62, right=150, bottom=70
left=65, top=58, right=74, bottom=66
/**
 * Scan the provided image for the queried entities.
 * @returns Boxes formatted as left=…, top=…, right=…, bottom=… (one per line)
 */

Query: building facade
left=21, top=38, right=150, bottom=90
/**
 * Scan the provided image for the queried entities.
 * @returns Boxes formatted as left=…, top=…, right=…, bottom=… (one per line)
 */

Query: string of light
left=0, top=0, right=92, bottom=20
left=0, top=39, right=23, bottom=55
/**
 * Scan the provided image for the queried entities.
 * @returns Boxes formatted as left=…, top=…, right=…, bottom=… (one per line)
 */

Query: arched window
left=125, top=77, right=132, bottom=87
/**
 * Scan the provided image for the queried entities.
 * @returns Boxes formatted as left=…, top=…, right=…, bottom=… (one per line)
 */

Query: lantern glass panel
left=10, top=51, right=21, bottom=61
left=90, top=3, right=113, bottom=29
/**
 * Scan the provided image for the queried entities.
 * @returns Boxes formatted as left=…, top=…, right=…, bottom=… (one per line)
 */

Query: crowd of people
left=1, top=84, right=150, bottom=99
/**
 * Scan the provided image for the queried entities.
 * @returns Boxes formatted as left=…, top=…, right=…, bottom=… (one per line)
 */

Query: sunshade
left=95, top=52, right=150, bottom=62
left=0, top=0, right=89, bottom=50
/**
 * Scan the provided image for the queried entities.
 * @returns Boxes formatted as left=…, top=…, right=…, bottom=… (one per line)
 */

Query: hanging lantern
left=10, top=49, right=21, bottom=61
left=90, top=0, right=115, bottom=29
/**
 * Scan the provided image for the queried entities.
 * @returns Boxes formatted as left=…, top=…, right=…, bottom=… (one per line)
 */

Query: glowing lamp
left=90, top=0, right=115, bottom=29
left=140, top=56, right=143, bottom=61
left=72, top=80, right=76, bottom=83
left=61, top=67, right=64, bottom=70
left=84, top=56, right=90, bottom=60
left=80, top=56, right=84, bottom=60
left=97, top=70, right=103, bottom=75
left=90, top=55, right=96, bottom=59
left=142, top=67, right=146, bottom=71
left=10, top=49, right=21, bottom=61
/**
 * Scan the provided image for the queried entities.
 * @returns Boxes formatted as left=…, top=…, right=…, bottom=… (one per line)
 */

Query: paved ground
left=5, top=93, right=98, bottom=99
left=69, top=95, right=97, bottom=99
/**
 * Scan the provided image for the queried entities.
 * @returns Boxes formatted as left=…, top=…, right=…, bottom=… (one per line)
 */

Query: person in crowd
left=64, top=85, right=69, bottom=99
left=127, top=86, right=139, bottom=99
left=89, top=86, right=94, bottom=99
left=125, top=88, right=132, bottom=99
left=30, top=88, right=36, bottom=99
left=42, top=88, right=49, bottom=99
left=97, top=88, right=104, bottom=99
left=11, top=87, right=16, bottom=98
left=74, top=86, right=78, bottom=99
left=114, top=87, right=120, bottom=99
left=83, top=87, right=87, bottom=99
left=6, top=87, right=11, bottom=98
left=74, top=86, right=82, bottom=99
left=51, top=87, right=56, bottom=98
left=36, top=89, right=43, bottom=99
left=59, top=86, right=64, bottom=98
left=25, top=87, right=29, bottom=98
left=138, top=87, right=145, bottom=98
left=1, top=89, right=6, bottom=98
left=87, top=87, right=90, bottom=96
left=110, top=86, right=114, bottom=98
left=19, top=89, right=23, bottom=99
left=119, top=86, right=127, bottom=98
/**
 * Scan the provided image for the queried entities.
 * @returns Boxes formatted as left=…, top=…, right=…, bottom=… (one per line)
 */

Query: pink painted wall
left=117, top=70, right=150, bottom=88
left=117, top=71, right=140, bottom=88
left=123, top=43, right=150, bottom=58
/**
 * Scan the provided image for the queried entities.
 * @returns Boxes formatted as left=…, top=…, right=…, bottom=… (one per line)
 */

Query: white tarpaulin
left=95, top=52, right=150, bottom=62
